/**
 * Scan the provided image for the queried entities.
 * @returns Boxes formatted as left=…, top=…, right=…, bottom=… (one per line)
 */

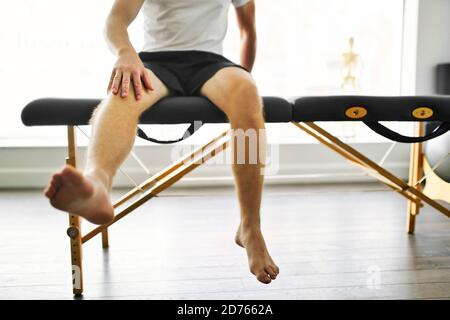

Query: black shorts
left=138, top=50, right=249, bottom=96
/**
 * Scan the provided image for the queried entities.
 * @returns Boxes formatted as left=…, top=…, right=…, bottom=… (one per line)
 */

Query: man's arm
left=105, top=0, right=152, bottom=100
left=235, top=1, right=257, bottom=72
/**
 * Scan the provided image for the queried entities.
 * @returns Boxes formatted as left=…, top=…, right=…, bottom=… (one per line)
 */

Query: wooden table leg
left=66, top=125, right=84, bottom=295
left=406, top=122, right=425, bottom=234
left=102, top=229, right=109, bottom=248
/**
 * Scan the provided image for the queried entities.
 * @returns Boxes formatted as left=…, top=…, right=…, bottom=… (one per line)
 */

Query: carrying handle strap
left=136, top=122, right=203, bottom=144
left=363, top=121, right=450, bottom=143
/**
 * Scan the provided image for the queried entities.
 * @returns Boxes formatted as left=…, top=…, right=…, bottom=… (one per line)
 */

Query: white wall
left=415, top=0, right=450, bottom=94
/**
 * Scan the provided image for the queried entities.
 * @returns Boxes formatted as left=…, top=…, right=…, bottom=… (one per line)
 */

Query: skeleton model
left=341, top=37, right=359, bottom=92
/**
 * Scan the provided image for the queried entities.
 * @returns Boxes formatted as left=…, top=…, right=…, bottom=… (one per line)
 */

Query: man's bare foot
left=44, top=165, right=114, bottom=225
left=235, top=224, right=279, bottom=284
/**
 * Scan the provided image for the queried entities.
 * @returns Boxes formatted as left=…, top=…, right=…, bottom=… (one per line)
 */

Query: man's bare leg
left=201, top=67, right=279, bottom=284
left=44, top=69, right=168, bottom=224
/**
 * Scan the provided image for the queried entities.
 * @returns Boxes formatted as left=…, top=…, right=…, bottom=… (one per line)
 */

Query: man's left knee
left=228, top=76, right=259, bottom=102
left=226, top=80, right=263, bottom=121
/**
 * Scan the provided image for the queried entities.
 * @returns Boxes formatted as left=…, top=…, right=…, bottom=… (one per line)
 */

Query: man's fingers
left=132, top=72, right=143, bottom=100
left=142, top=71, right=154, bottom=91
left=112, top=70, right=122, bottom=95
left=121, top=71, right=131, bottom=97
left=110, top=68, right=152, bottom=98
left=107, top=69, right=116, bottom=93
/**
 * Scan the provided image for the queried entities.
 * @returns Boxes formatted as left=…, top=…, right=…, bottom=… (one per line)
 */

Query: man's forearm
left=240, top=31, right=257, bottom=72
left=104, top=16, right=136, bottom=56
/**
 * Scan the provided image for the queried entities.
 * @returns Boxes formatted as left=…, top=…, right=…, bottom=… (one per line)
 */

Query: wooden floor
left=0, top=183, right=449, bottom=300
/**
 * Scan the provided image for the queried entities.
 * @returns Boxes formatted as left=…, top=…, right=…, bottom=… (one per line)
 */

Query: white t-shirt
left=142, top=0, right=251, bottom=55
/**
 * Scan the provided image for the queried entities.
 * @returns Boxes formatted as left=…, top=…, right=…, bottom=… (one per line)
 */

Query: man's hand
left=105, top=0, right=148, bottom=100
left=108, top=48, right=153, bottom=100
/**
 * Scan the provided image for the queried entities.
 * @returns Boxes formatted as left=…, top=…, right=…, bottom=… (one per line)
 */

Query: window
left=0, top=0, right=405, bottom=146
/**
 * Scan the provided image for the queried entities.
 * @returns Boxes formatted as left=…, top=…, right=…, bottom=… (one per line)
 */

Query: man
left=44, top=0, right=279, bottom=284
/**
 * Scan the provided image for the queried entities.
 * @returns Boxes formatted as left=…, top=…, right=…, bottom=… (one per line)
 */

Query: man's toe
left=266, top=266, right=277, bottom=279
left=257, top=272, right=272, bottom=284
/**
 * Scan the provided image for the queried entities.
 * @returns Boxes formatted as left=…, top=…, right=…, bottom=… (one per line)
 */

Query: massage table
left=21, top=95, right=450, bottom=295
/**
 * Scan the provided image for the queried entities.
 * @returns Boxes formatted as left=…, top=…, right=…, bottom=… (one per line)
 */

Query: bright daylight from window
left=0, top=0, right=404, bottom=146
